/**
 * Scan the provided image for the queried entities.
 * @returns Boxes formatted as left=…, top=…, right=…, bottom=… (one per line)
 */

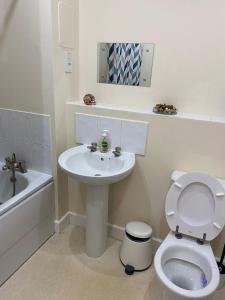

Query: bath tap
left=2, top=153, right=27, bottom=173
left=2, top=153, right=27, bottom=197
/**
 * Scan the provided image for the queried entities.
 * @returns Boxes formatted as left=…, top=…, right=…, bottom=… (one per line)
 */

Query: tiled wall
left=0, top=109, right=52, bottom=174
left=75, top=113, right=148, bottom=155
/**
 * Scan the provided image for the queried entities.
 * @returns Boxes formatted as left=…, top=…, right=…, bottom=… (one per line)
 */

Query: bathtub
left=0, top=164, right=54, bottom=285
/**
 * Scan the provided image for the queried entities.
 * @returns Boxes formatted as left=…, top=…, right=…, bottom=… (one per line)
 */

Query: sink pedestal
left=86, top=185, right=109, bottom=257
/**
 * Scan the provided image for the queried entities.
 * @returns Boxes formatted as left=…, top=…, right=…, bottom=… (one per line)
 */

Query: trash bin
left=120, top=221, right=153, bottom=275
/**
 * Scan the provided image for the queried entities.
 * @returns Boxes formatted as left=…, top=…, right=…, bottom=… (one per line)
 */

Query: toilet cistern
left=58, top=144, right=135, bottom=257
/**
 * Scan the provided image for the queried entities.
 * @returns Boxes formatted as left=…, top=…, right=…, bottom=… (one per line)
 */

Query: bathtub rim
left=0, top=165, right=53, bottom=216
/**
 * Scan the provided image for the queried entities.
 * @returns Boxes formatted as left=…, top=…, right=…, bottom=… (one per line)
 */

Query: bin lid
left=125, top=221, right=152, bottom=239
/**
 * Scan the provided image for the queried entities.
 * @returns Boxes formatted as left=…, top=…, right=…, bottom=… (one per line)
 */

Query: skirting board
left=54, top=213, right=223, bottom=263
left=54, top=212, right=70, bottom=234
left=54, top=212, right=162, bottom=253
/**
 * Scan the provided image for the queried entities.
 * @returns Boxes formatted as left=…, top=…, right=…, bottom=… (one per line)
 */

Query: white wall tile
left=0, top=109, right=52, bottom=174
left=28, top=114, right=51, bottom=147
left=30, top=143, right=52, bottom=174
left=75, top=113, right=99, bottom=144
left=0, top=110, right=29, bottom=142
left=0, top=139, right=12, bottom=162
left=11, top=139, right=32, bottom=165
left=98, top=117, right=121, bottom=149
left=75, top=113, right=149, bottom=155
left=121, top=120, right=148, bottom=155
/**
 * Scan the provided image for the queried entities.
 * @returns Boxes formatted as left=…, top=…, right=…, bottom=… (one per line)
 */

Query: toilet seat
left=165, top=172, right=225, bottom=241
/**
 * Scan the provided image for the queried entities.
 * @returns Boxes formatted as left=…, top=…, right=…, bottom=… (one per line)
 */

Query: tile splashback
left=121, top=120, right=148, bottom=155
left=0, top=109, right=52, bottom=174
left=75, top=113, right=148, bottom=155
left=75, top=114, right=99, bottom=145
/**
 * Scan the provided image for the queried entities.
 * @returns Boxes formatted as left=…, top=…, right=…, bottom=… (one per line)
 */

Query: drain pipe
left=217, top=244, right=225, bottom=290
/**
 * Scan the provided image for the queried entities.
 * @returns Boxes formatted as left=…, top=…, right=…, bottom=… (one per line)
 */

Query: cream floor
left=0, top=225, right=224, bottom=300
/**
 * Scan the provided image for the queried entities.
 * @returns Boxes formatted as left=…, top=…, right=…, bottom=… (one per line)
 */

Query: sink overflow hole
left=94, top=174, right=101, bottom=176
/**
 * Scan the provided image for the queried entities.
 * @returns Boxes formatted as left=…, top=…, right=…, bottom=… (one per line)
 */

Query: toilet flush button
left=213, top=222, right=221, bottom=230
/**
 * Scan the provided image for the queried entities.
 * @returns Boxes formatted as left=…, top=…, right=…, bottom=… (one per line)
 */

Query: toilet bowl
left=154, top=171, right=225, bottom=299
left=155, top=232, right=219, bottom=299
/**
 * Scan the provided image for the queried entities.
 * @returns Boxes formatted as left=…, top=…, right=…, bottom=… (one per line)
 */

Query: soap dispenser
left=99, top=130, right=110, bottom=153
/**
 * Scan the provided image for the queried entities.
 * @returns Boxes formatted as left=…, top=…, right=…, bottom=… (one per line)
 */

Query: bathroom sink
left=58, top=144, right=135, bottom=258
left=58, top=145, right=135, bottom=185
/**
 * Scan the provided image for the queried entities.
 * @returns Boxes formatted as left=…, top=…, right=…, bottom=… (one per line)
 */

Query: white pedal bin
left=120, top=221, right=153, bottom=271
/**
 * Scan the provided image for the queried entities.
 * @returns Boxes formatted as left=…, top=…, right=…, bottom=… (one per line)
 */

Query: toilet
left=154, top=171, right=225, bottom=299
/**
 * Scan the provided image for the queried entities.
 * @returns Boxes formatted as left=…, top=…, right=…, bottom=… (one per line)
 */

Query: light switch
left=64, top=50, right=73, bottom=73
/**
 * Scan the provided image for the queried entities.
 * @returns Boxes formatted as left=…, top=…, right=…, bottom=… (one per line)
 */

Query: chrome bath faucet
left=2, top=153, right=27, bottom=173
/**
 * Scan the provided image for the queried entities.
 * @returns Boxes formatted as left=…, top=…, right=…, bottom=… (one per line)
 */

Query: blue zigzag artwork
left=107, top=43, right=143, bottom=86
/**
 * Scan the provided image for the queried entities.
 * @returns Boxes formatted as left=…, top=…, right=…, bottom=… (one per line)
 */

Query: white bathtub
left=0, top=164, right=53, bottom=214
left=0, top=164, right=54, bottom=285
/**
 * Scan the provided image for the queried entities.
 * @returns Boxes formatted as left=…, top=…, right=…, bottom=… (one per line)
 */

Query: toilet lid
left=165, top=172, right=225, bottom=241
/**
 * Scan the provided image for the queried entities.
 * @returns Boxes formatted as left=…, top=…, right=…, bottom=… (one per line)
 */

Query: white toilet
left=154, top=171, right=225, bottom=299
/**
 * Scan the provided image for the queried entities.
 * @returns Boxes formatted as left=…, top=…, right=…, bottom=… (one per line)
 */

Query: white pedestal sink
left=58, top=145, right=135, bottom=257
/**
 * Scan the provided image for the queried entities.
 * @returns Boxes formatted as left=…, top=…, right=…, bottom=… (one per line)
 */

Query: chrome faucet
left=2, top=153, right=27, bottom=197
left=112, top=146, right=121, bottom=157
left=2, top=153, right=27, bottom=173
left=87, top=142, right=98, bottom=152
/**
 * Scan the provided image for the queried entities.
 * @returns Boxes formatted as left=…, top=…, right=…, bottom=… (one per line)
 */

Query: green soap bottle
left=99, top=130, right=110, bottom=153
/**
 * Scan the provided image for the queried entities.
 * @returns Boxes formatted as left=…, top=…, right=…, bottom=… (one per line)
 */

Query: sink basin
left=58, top=144, right=135, bottom=258
left=58, top=145, right=135, bottom=185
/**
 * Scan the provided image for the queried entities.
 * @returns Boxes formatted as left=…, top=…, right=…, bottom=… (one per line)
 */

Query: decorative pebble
left=153, top=103, right=177, bottom=115
left=83, top=94, right=96, bottom=105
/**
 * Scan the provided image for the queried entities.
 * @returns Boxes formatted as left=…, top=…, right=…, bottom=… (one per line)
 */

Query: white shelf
left=67, top=101, right=225, bottom=125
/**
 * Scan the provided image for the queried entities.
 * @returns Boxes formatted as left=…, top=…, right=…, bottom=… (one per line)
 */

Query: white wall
left=51, top=0, right=79, bottom=217
left=0, top=0, right=54, bottom=115
left=65, top=0, right=225, bottom=263
left=78, top=0, right=225, bottom=116
left=98, top=43, right=154, bottom=87
left=66, top=103, right=225, bottom=259
left=0, top=0, right=75, bottom=219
